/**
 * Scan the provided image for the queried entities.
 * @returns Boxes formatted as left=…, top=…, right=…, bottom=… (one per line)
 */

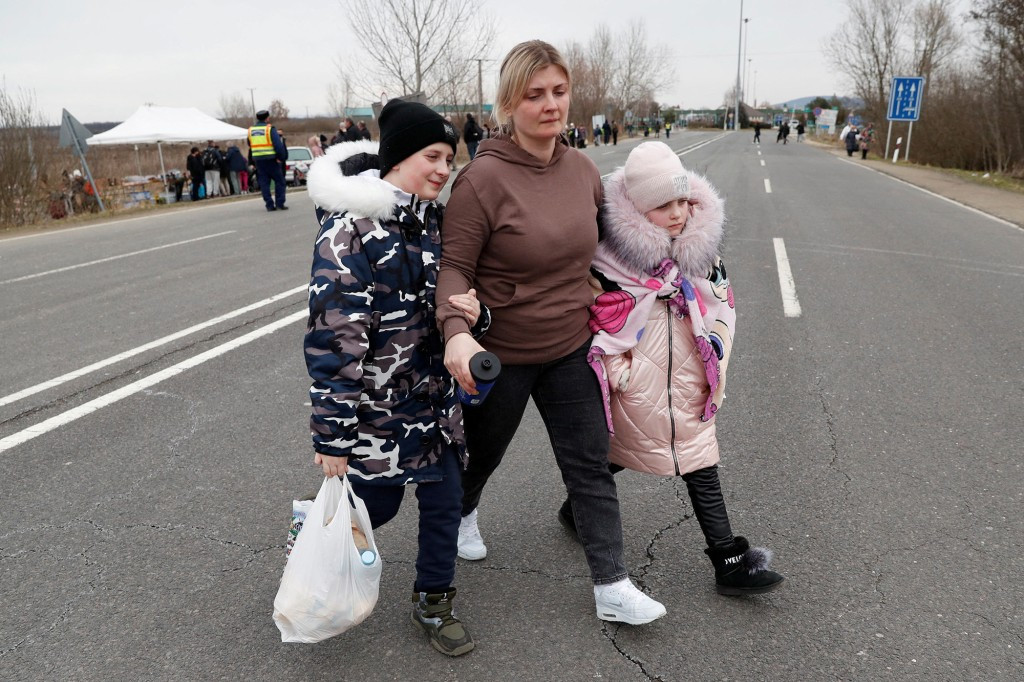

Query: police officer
left=248, top=109, right=288, bottom=212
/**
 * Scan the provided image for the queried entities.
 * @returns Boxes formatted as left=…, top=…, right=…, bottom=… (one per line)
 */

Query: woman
left=436, top=40, right=666, bottom=626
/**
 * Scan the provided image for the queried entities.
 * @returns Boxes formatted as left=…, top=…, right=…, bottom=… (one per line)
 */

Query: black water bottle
left=456, top=352, right=501, bottom=406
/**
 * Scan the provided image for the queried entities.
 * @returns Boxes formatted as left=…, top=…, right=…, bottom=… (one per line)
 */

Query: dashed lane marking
left=773, top=238, right=802, bottom=318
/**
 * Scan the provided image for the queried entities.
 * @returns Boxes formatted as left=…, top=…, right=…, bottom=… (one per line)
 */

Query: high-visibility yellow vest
left=248, top=125, right=276, bottom=158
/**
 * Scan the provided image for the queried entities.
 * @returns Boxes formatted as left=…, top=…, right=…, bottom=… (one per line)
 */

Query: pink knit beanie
left=623, top=141, right=690, bottom=214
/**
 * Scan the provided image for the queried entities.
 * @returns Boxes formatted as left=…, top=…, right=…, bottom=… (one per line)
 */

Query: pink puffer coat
left=604, top=303, right=720, bottom=476
left=593, top=163, right=730, bottom=477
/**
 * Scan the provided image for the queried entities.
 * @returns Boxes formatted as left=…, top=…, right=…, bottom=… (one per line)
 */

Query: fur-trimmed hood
left=306, top=139, right=405, bottom=220
left=601, top=166, right=725, bottom=279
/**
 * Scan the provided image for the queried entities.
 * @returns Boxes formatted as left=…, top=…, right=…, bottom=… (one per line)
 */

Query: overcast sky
left=1, top=0, right=974, bottom=125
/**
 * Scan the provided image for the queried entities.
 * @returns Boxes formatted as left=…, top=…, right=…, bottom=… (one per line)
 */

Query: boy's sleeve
left=304, top=214, right=375, bottom=458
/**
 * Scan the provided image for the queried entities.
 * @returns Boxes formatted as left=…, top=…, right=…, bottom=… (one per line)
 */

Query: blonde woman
left=436, top=40, right=666, bottom=625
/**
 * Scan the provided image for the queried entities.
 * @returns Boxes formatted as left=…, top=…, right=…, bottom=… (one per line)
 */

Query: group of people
left=842, top=122, right=874, bottom=159
left=301, top=39, right=784, bottom=658
left=182, top=141, right=250, bottom=202
left=566, top=119, right=620, bottom=148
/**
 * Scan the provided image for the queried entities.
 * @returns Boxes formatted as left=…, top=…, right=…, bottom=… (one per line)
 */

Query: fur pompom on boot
left=704, top=536, right=785, bottom=596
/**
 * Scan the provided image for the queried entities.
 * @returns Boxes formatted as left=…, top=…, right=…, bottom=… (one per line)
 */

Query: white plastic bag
left=273, top=476, right=382, bottom=643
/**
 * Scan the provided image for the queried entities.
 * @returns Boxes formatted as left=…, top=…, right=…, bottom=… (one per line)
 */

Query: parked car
left=285, top=146, right=313, bottom=186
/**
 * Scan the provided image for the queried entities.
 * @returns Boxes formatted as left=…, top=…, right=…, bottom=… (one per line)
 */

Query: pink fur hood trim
left=601, top=166, right=725, bottom=279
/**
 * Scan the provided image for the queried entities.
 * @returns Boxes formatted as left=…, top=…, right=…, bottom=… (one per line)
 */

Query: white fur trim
left=602, top=167, right=725, bottom=279
left=306, top=140, right=396, bottom=220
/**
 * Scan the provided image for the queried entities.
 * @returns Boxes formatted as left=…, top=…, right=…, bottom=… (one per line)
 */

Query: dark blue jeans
left=461, top=340, right=628, bottom=584
left=255, top=159, right=286, bottom=209
left=348, top=447, right=462, bottom=593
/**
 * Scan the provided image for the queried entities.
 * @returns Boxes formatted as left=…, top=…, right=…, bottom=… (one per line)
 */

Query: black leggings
left=603, top=463, right=734, bottom=549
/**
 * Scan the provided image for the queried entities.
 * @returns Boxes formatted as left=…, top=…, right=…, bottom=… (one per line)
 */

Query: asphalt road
left=2, top=130, right=1023, bottom=681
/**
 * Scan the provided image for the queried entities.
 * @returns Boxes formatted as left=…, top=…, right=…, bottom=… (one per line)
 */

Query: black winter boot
left=705, top=536, right=785, bottom=596
left=411, top=588, right=475, bottom=656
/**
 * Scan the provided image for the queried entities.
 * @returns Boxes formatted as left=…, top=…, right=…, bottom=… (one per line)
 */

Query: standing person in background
left=201, top=140, right=223, bottom=197
left=357, top=121, right=372, bottom=140
left=611, top=120, right=618, bottom=145
left=665, top=121, right=672, bottom=139
left=186, top=147, right=204, bottom=201
left=308, top=135, right=324, bottom=158
left=225, top=144, right=247, bottom=194
left=602, top=120, right=611, bottom=145
left=753, top=121, right=761, bottom=143
left=796, top=120, right=805, bottom=142
left=330, top=121, right=346, bottom=146
left=845, top=125, right=859, bottom=157
left=463, top=113, right=483, bottom=160
left=247, top=109, right=288, bottom=211
left=437, top=39, right=667, bottom=627
left=444, top=115, right=462, bottom=170
left=216, top=144, right=231, bottom=195
left=344, top=117, right=360, bottom=142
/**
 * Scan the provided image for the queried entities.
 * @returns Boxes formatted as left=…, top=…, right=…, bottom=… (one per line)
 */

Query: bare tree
left=340, top=0, right=496, bottom=102
left=910, top=0, right=961, bottom=98
left=563, top=40, right=595, bottom=126
left=611, top=21, right=673, bottom=121
left=218, top=92, right=251, bottom=122
left=824, top=0, right=909, bottom=116
left=268, top=99, right=290, bottom=121
left=0, top=81, right=49, bottom=226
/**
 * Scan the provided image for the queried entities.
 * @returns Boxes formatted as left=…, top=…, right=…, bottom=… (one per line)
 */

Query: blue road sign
left=888, top=77, right=925, bottom=121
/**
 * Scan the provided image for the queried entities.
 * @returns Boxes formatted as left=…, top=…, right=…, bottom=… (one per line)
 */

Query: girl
left=304, top=99, right=488, bottom=656
left=584, top=141, right=785, bottom=596
left=438, top=40, right=666, bottom=625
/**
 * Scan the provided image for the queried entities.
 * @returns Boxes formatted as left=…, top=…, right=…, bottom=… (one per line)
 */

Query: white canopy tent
left=88, top=105, right=250, bottom=192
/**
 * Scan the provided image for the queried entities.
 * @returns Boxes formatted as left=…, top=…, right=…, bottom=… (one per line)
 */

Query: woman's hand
left=448, top=288, right=480, bottom=327
left=314, top=452, right=348, bottom=478
left=444, top=332, right=485, bottom=394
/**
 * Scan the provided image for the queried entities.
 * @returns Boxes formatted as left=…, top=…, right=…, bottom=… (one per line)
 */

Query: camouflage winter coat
left=304, top=140, right=487, bottom=485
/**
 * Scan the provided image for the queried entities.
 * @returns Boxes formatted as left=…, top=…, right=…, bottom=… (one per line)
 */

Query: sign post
left=885, top=76, right=924, bottom=162
left=58, top=108, right=105, bottom=213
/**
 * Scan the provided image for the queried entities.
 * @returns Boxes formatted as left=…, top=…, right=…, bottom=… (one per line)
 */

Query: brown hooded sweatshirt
left=436, top=134, right=602, bottom=365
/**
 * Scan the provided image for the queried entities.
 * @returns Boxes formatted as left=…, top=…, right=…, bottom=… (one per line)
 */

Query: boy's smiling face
left=385, top=142, right=453, bottom=200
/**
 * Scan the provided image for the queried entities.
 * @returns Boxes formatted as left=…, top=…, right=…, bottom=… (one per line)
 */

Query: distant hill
left=772, top=95, right=863, bottom=110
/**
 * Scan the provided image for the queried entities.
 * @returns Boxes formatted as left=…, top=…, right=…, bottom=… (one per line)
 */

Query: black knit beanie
left=377, top=100, right=458, bottom=178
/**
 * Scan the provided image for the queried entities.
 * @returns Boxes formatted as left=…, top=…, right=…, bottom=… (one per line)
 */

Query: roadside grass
left=938, top=168, right=1024, bottom=195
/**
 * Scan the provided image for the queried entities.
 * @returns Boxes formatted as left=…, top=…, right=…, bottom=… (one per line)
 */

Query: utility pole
left=472, top=58, right=493, bottom=119
left=734, top=0, right=744, bottom=131
left=247, top=88, right=256, bottom=117
left=742, top=18, right=750, bottom=102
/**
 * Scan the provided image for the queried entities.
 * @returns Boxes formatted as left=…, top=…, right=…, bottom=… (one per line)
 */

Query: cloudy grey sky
left=1, top=0, right=973, bottom=124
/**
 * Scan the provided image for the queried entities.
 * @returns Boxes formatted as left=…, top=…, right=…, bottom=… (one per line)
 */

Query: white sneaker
left=457, top=509, right=487, bottom=560
left=594, top=578, right=667, bottom=625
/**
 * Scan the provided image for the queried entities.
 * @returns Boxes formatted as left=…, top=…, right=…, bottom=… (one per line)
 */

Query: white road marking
left=0, top=193, right=294, bottom=244
left=0, top=285, right=307, bottom=408
left=761, top=160, right=766, bottom=166
left=837, top=157, right=1021, bottom=231
left=757, top=151, right=761, bottom=155
left=764, top=178, right=773, bottom=193
left=676, top=133, right=727, bottom=157
left=0, top=309, right=307, bottom=455
left=0, top=231, right=235, bottom=284
left=601, top=134, right=726, bottom=178
left=773, top=238, right=802, bottom=317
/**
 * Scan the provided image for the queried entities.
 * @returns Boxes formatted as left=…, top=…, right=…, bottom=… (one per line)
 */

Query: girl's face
left=644, top=198, right=693, bottom=237
left=508, top=65, right=570, bottom=143
left=385, top=142, right=453, bottom=200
